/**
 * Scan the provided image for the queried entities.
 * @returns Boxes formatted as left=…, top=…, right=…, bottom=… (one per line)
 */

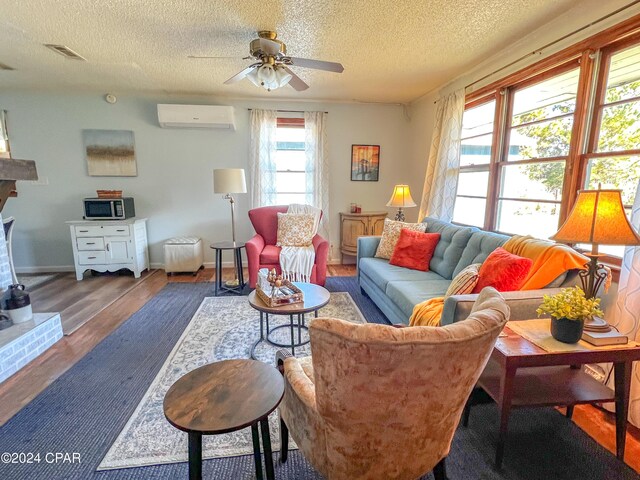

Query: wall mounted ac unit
left=157, top=104, right=236, bottom=130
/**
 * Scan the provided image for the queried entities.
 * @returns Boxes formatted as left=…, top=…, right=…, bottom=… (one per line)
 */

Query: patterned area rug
left=97, top=292, right=365, bottom=471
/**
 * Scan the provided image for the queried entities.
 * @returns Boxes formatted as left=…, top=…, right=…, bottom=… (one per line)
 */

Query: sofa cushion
left=385, top=280, right=451, bottom=318
left=423, top=218, right=476, bottom=280
left=453, top=230, right=510, bottom=278
left=260, top=245, right=281, bottom=264
left=359, top=257, right=445, bottom=292
left=389, top=230, right=440, bottom=271
left=473, top=247, right=533, bottom=293
left=375, top=219, right=427, bottom=260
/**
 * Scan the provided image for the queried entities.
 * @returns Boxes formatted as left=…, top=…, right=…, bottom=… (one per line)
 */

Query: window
left=0, top=110, right=9, bottom=159
left=275, top=118, right=308, bottom=205
left=454, top=19, right=640, bottom=259
left=453, top=99, right=495, bottom=227
left=495, top=66, right=579, bottom=238
left=583, top=42, right=640, bottom=256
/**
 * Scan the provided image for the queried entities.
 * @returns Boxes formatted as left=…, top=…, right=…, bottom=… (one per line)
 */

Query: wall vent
left=44, top=44, right=86, bottom=60
left=0, top=62, right=14, bottom=71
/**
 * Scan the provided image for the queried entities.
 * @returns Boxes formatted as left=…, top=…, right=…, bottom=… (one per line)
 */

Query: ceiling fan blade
left=258, top=38, right=281, bottom=55
left=188, top=55, right=252, bottom=60
left=282, top=67, right=309, bottom=91
left=223, top=63, right=261, bottom=84
left=287, top=57, right=344, bottom=73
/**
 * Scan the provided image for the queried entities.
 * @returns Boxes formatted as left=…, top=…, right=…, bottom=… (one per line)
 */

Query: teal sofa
left=357, top=217, right=575, bottom=325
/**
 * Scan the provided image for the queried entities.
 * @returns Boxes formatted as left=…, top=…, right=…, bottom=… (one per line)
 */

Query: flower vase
left=550, top=316, right=585, bottom=344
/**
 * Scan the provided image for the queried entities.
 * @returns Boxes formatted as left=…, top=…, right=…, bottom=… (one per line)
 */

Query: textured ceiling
left=0, top=0, right=579, bottom=103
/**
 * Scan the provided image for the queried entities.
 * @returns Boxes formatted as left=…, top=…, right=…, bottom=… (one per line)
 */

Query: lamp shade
left=550, top=189, right=640, bottom=250
left=386, top=185, right=416, bottom=208
left=213, top=168, right=247, bottom=194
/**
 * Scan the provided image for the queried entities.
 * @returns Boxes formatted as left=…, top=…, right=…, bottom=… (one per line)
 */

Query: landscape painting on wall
left=351, top=144, right=380, bottom=182
left=83, top=129, right=137, bottom=176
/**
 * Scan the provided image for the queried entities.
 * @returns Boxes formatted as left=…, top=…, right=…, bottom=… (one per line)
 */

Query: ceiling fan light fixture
left=247, top=64, right=292, bottom=91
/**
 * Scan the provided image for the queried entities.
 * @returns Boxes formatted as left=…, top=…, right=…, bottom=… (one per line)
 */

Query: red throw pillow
left=473, top=247, right=533, bottom=293
left=389, top=229, right=441, bottom=272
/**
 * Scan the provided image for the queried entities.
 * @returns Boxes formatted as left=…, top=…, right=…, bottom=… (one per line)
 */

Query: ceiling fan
left=189, top=31, right=344, bottom=92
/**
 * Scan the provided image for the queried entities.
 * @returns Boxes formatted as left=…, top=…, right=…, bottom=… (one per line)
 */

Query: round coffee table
left=163, top=359, right=284, bottom=480
left=248, top=282, right=331, bottom=359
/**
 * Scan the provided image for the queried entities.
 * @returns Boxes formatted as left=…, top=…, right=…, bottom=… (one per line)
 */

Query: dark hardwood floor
left=1, top=265, right=639, bottom=473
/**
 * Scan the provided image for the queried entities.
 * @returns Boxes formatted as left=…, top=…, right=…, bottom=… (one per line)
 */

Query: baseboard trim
left=15, top=266, right=75, bottom=274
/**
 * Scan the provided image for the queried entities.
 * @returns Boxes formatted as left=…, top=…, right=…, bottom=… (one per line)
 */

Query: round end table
left=163, top=359, right=284, bottom=480
left=210, top=241, right=245, bottom=295
left=248, top=282, right=331, bottom=359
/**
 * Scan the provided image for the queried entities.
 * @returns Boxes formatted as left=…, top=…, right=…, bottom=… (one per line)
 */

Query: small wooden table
left=465, top=325, right=640, bottom=468
left=210, top=241, right=245, bottom=296
left=248, top=282, right=330, bottom=358
left=163, top=359, right=284, bottom=480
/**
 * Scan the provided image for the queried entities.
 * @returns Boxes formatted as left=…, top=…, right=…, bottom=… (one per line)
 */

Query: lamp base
left=583, top=316, right=611, bottom=333
left=579, top=254, right=608, bottom=299
left=394, top=208, right=405, bottom=222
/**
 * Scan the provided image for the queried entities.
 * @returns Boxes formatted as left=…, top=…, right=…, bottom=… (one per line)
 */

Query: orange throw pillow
left=389, top=229, right=441, bottom=272
left=473, top=247, right=533, bottom=293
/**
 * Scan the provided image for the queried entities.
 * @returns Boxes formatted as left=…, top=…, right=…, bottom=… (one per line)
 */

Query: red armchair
left=246, top=205, right=329, bottom=288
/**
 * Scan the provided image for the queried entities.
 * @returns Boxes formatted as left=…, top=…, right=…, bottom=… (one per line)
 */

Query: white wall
left=0, top=91, right=411, bottom=270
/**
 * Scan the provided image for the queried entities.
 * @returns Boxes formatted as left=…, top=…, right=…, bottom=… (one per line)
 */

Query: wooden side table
left=464, top=324, right=640, bottom=468
left=210, top=241, right=245, bottom=295
left=339, top=211, right=387, bottom=262
left=163, top=359, right=284, bottom=480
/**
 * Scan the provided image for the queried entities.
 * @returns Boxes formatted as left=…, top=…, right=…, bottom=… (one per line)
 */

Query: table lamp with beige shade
left=386, top=184, right=416, bottom=221
left=550, top=188, right=640, bottom=331
left=213, top=168, right=247, bottom=286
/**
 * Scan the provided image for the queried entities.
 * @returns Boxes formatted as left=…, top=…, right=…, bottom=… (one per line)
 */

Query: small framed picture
left=351, top=145, right=380, bottom=182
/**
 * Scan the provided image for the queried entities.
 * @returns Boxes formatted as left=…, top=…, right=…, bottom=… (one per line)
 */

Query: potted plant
left=536, top=287, right=604, bottom=344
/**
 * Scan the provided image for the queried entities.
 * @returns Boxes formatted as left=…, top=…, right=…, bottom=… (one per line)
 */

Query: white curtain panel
left=417, top=88, right=465, bottom=222
left=0, top=214, right=12, bottom=289
left=249, top=109, right=278, bottom=207
left=600, top=180, right=640, bottom=427
left=304, top=111, right=330, bottom=240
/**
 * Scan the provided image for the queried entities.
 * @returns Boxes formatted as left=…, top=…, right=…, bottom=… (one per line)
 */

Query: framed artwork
left=0, top=110, right=10, bottom=159
left=83, top=129, right=137, bottom=177
left=351, top=144, right=380, bottom=182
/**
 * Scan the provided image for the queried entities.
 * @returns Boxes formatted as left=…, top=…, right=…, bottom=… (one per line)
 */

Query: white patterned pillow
left=375, top=219, right=427, bottom=260
left=445, top=263, right=481, bottom=298
left=276, top=213, right=315, bottom=247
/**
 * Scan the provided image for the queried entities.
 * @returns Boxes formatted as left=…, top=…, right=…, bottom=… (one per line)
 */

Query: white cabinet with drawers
left=67, top=218, right=149, bottom=281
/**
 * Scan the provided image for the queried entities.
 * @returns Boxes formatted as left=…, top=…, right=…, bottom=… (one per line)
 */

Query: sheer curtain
left=601, top=180, right=640, bottom=427
left=417, top=89, right=465, bottom=221
left=249, top=109, right=278, bottom=207
left=304, top=111, right=330, bottom=240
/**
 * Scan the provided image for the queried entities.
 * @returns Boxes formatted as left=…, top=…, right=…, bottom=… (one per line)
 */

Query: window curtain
left=417, top=89, right=465, bottom=222
left=304, top=111, right=330, bottom=240
left=0, top=214, right=13, bottom=289
left=599, top=180, right=640, bottom=427
left=249, top=109, right=278, bottom=207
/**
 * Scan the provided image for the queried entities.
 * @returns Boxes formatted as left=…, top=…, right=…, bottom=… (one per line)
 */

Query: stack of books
left=582, top=317, right=628, bottom=346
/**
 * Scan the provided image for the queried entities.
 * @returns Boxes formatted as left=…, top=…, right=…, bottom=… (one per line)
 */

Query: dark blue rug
left=0, top=277, right=637, bottom=480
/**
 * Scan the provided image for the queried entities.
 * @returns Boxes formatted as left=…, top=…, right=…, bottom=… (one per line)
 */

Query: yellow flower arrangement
left=536, top=286, right=604, bottom=321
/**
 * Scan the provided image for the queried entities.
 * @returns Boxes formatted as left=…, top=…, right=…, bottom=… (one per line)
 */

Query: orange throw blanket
left=409, top=297, right=444, bottom=327
left=410, top=235, right=588, bottom=326
left=502, top=235, right=588, bottom=290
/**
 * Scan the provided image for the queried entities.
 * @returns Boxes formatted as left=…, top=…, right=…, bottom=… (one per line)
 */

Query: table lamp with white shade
left=386, top=184, right=416, bottom=221
left=213, top=168, right=247, bottom=244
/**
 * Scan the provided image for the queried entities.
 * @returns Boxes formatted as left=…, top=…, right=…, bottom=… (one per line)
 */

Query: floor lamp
left=213, top=168, right=247, bottom=285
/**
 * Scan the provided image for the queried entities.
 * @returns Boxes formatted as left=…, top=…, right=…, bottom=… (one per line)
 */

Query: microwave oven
left=83, top=197, right=135, bottom=220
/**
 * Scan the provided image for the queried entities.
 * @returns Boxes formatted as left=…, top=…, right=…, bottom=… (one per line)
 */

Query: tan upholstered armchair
left=277, top=288, right=509, bottom=480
